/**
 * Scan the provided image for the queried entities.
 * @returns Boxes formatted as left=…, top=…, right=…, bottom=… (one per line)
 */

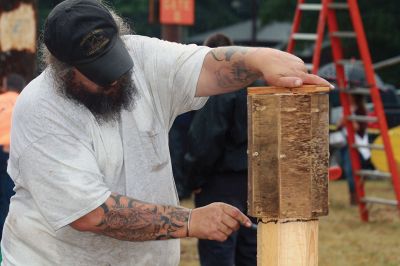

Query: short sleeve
left=17, top=134, right=111, bottom=231
left=125, top=36, right=211, bottom=128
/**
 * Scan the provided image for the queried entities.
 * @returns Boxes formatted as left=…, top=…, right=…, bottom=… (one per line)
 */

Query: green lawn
left=180, top=180, right=400, bottom=266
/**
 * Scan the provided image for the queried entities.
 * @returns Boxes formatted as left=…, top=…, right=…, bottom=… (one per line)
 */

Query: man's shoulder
left=14, top=71, right=92, bottom=130
left=122, top=35, right=161, bottom=49
left=18, top=71, right=76, bottom=109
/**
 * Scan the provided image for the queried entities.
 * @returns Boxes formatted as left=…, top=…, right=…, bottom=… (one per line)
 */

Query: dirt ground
left=179, top=180, right=400, bottom=266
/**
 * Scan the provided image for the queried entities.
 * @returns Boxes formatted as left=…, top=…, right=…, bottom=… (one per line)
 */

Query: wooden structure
left=0, top=0, right=37, bottom=85
left=248, top=85, right=329, bottom=266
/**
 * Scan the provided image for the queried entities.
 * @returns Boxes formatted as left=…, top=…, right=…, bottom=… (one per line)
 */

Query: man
left=185, top=33, right=257, bottom=266
left=1, top=0, right=330, bottom=265
left=0, top=73, right=25, bottom=240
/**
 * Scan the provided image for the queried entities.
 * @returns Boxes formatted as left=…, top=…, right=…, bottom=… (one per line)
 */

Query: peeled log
left=247, top=86, right=329, bottom=266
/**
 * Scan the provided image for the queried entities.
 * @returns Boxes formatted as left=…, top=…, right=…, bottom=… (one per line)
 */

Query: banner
left=160, top=0, right=194, bottom=25
left=0, top=3, right=36, bottom=52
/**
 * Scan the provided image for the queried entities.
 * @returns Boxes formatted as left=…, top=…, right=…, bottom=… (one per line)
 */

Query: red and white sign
left=160, top=0, right=195, bottom=26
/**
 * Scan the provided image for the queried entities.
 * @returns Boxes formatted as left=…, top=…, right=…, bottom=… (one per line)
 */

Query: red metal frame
left=287, top=0, right=305, bottom=54
left=347, top=0, right=400, bottom=214
left=312, top=0, right=328, bottom=73
left=326, top=0, right=368, bottom=220
left=287, top=0, right=400, bottom=221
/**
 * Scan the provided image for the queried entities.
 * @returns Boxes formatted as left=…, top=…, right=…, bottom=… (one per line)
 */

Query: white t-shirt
left=1, top=35, right=209, bottom=266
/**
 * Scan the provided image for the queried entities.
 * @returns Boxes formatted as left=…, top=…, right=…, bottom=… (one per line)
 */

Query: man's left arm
left=196, top=46, right=331, bottom=97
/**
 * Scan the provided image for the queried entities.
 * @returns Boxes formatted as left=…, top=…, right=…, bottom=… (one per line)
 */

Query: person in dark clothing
left=169, top=111, right=196, bottom=199
left=0, top=73, right=26, bottom=239
left=184, top=33, right=257, bottom=266
left=338, top=94, right=374, bottom=205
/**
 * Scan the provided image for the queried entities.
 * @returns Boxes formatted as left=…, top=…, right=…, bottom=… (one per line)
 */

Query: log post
left=247, top=86, right=330, bottom=266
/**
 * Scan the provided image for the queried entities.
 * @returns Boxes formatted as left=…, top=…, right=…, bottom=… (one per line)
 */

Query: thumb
left=275, top=76, right=303, bottom=88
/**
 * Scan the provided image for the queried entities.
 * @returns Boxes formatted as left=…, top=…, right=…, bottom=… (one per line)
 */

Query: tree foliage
left=36, top=0, right=400, bottom=84
left=38, top=0, right=254, bottom=36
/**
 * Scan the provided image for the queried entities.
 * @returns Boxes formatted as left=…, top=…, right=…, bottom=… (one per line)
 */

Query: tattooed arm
left=70, top=193, right=251, bottom=242
left=196, top=46, right=331, bottom=97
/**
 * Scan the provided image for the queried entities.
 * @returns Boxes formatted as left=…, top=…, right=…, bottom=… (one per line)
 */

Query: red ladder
left=287, top=0, right=400, bottom=221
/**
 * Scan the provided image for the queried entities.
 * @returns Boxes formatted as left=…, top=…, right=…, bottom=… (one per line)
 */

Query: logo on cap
left=80, top=29, right=110, bottom=56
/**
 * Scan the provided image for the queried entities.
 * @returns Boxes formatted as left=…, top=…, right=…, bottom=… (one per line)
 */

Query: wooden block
left=248, top=86, right=329, bottom=219
left=257, top=220, right=318, bottom=266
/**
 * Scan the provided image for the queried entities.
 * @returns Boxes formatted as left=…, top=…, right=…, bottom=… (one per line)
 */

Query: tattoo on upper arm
left=210, top=47, right=260, bottom=88
left=96, top=194, right=189, bottom=241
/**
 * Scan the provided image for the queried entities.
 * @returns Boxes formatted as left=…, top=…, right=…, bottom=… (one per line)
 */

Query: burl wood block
left=248, top=86, right=329, bottom=220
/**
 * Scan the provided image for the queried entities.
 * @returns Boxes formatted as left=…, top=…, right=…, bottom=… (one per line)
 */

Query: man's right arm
left=70, top=193, right=251, bottom=242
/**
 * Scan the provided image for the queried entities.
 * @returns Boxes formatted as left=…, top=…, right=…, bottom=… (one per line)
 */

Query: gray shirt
left=2, top=35, right=209, bottom=266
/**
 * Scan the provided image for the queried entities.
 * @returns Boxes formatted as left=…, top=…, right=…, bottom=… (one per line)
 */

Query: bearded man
left=1, top=0, right=330, bottom=265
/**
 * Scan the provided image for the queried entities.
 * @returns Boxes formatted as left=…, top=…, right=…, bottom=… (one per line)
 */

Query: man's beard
left=60, top=70, right=137, bottom=124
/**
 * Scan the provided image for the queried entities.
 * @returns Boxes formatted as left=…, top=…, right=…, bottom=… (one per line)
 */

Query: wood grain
left=279, top=94, right=312, bottom=218
left=247, top=86, right=329, bottom=219
left=257, top=220, right=318, bottom=266
left=248, top=95, right=280, bottom=217
left=248, top=85, right=330, bottom=95
left=310, top=94, right=329, bottom=217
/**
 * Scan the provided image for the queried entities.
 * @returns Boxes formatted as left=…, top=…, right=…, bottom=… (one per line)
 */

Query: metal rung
left=356, top=170, right=391, bottom=179
left=352, top=144, right=384, bottom=150
left=337, top=59, right=363, bottom=65
left=374, top=55, right=400, bottom=71
left=361, top=197, right=398, bottom=206
left=342, top=88, right=371, bottom=95
left=293, top=33, right=318, bottom=41
left=299, top=4, right=322, bottom=11
left=329, top=3, right=349, bottom=10
left=347, top=115, right=378, bottom=123
left=331, top=31, right=356, bottom=38
left=367, top=128, right=381, bottom=135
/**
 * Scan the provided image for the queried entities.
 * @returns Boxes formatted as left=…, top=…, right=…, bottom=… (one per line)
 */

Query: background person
left=0, top=73, right=25, bottom=239
left=337, top=94, right=374, bottom=205
left=185, top=33, right=258, bottom=266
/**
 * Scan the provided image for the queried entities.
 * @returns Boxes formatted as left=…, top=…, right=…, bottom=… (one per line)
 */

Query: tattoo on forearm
left=211, top=47, right=249, bottom=62
left=210, top=47, right=261, bottom=88
left=96, top=194, right=189, bottom=241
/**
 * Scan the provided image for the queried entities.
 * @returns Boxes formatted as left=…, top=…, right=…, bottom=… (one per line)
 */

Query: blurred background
left=0, top=1, right=400, bottom=265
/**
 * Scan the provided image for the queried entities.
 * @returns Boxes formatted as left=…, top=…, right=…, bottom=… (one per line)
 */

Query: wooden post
left=248, top=85, right=330, bottom=266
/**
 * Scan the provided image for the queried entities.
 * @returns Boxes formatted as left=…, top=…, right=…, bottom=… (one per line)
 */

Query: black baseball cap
left=44, top=0, right=133, bottom=86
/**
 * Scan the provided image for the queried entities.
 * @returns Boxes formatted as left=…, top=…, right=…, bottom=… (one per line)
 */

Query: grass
left=180, top=180, right=400, bottom=266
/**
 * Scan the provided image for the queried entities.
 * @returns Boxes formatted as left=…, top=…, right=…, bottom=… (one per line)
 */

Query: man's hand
left=196, top=46, right=332, bottom=97
left=257, top=48, right=330, bottom=88
left=189, top=202, right=252, bottom=242
left=70, top=194, right=251, bottom=242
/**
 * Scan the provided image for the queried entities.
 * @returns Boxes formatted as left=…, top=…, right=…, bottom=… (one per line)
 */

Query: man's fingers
left=302, top=73, right=332, bottom=87
left=274, top=76, right=303, bottom=88
left=212, top=231, right=228, bottom=242
left=269, top=74, right=333, bottom=88
left=218, top=223, right=233, bottom=236
left=222, top=215, right=240, bottom=232
left=221, top=204, right=252, bottom=227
